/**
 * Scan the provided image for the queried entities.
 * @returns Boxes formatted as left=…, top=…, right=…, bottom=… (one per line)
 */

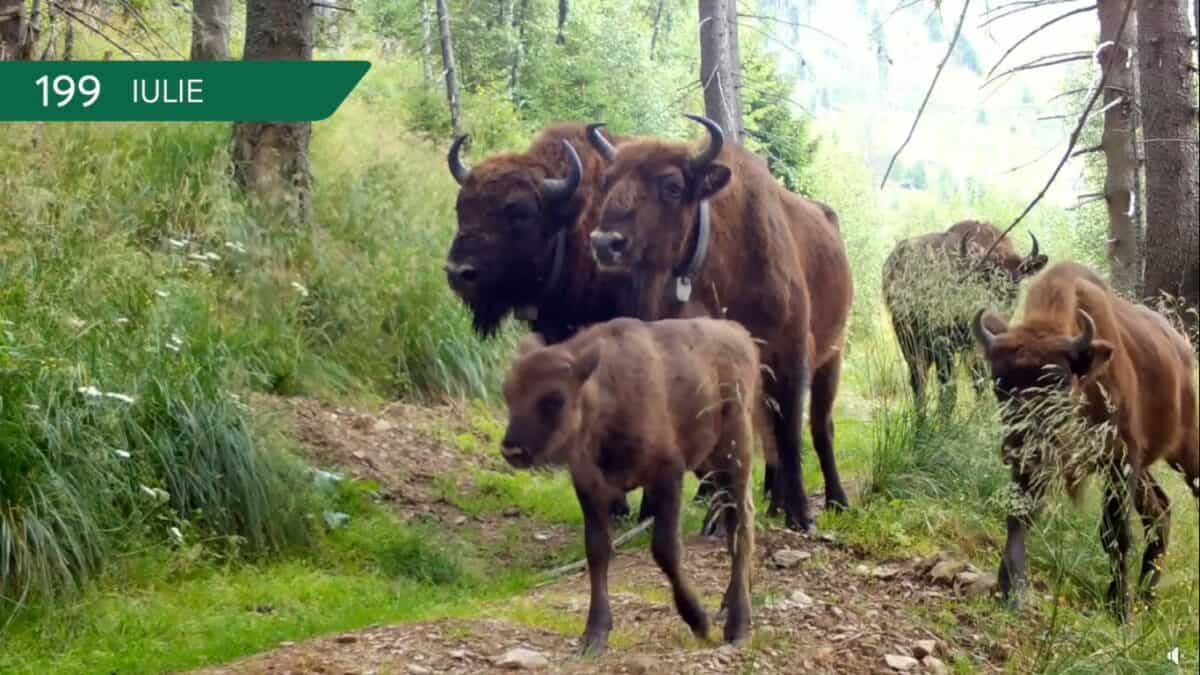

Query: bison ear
left=572, top=345, right=602, bottom=383
left=1068, top=338, right=1114, bottom=378
left=696, top=163, right=732, bottom=200
left=517, top=333, right=546, bottom=358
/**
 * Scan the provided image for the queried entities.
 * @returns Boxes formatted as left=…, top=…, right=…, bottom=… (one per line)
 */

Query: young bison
left=973, top=262, right=1199, bottom=619
left=500, top=317, right=758, bottom=654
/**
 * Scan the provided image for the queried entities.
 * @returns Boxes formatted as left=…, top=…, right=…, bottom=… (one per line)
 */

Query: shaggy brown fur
left=588, top=117, right=853, bottom=531
left=500, top=317, right=758, bottom=655
left=884, top=220, right=1047, bottom=412
left=973, top=261, right=1199, bottom=619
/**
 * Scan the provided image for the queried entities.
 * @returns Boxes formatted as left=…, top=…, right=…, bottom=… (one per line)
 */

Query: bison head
left=500, top=333, right=601, bottom=468
left=444, top=135, right=583, bottom=335
left=960, top=231, right=1048, bottom=295
left=587, top=115, right=728, bottom=277
left=973, top=307, right=1114, bottom=408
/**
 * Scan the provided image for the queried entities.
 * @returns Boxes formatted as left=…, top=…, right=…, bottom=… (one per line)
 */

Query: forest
left=0, top=0, right=1198, bottom=673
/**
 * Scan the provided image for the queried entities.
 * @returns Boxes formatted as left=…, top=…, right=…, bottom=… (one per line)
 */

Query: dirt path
left=194, top=397, right=1008, bottom=675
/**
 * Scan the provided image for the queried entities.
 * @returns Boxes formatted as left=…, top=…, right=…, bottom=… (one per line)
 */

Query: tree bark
left=649, top=0, right=665, bottom=60
left=698, top=0, right=743, bottom=142
left=556, top=0, right=568, bottom=45
left=1137, top=0, right=1200, bottom=316
left=420, top=0, right=434, bottom=83
left=1096, top=0, right=1142, bottom=297
left=62, top=9, right=73, bottom=60
left=191, top=0, right=232, bottom=60
left=509, top=0, right=529, bottom=96
left=231, top=0, right=315, bottom=222
left=0, top=0, right=22, bottom=61
left=435, top=0, right=463, bottom=137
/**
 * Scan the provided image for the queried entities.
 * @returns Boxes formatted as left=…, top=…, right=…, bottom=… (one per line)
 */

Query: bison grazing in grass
left=973, top=261, right=1199, bottom=619
left=587, top=115, right=853, bottom=532
left=884, top=220, right=1048, bottom=415
left=500, top=317, right=758, bottom=655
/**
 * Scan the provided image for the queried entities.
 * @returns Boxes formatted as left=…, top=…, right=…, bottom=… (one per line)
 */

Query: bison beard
left=588, top=115, right=854, bottom=531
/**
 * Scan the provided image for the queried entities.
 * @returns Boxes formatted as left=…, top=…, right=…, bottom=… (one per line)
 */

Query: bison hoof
left=824, top=490, right=849, bottom=512
left=578, top=631, right=609, bottom=657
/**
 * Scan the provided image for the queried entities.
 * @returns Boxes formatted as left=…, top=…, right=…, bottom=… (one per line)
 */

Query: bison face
left=972, top=308, right=1115, bottom=435
left=589, top=116, right=730, bottom=275
left=500, top=335, right=601, bottom=468
left=445, top=137, right=583, bottom=336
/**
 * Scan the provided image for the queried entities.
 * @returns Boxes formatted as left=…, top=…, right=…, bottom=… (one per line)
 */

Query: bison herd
left=441, top=116, right=1200, bottom=653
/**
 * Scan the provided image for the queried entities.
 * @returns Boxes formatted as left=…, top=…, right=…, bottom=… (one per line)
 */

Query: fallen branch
left=881, top=0, right=971, bottom=189
left=971, top=0, right=1135, bottom=273
left=985, top=4, right=1096, bottom=78
left=538, top=517, right=655, bottom=581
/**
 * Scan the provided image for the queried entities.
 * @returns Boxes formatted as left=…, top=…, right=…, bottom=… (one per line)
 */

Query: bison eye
left=503, top=202, right=535, bottom=230
left=659, top=177, right=684, bottom=202
left=537, top=393, right=564, bottom=422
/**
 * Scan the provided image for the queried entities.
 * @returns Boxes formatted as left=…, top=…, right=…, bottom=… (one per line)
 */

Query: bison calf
left=973, top=262, right=1199, bottom=619
left=500, top=317, right=758, bottom=655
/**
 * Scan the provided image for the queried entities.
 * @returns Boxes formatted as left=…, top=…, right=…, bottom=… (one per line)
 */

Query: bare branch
left=311, top=1, right=354, bottom=11
left=50, top=2, right=139, bottom=60
left=972, top=0, right=1136, bottom=271
left=982, top=0, right=1094, bottom=27
left=1003, top=138, right=1064, bottom=174
left=881, top=0, right=972, bottom=189
left=1046, top=86, right=1088, bottom=103
left=985, top=5, right=1096, bottom=78
left=982, top=52, right=1091, bottom=88
left=1070, top=143, right=1104, bottom=156
left=737, top=12, right=848, bottom=47
left=538, top=517, right=655, bottom=581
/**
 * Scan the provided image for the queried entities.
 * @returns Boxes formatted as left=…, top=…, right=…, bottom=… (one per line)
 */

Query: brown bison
left=500, top=317, right=758, bottom=654
left=444, top=123, right=725, bottom=521
left=973, top=261, right=1199, bottom=619
left=884, top=220, right=1047, bottom=413
left=587, top=115, right=853, bottom=531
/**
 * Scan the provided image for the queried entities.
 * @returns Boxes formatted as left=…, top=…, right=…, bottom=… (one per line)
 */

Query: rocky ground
left=192, top=397, right=1014, bottom=675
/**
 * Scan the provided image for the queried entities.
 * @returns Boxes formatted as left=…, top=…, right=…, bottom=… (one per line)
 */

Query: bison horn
left=541, top=140, right=582, bottom=204
left=1026, top=232, right=1040, bottom=261
left=448, top=134, right=471, bottom=185
left=587, top=123, right=618, bottom=162
left=972, top=308, right=997, bottom=350
left=1071, top=309, right=1095, bottom=354
left=684, top=114, right=724, bottom=171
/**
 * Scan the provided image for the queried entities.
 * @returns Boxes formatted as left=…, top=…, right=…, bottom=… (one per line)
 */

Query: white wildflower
left=140, top=484, right=158, bottom=499
left=169, top=527, right=184, bottom=543
left=114, top=449, right=132, bottom=459
left=77, top=385, right=103, bottom=398
left=24, top=403, right=40, bottom=411
left=114, top=317, right=130, bottom=325
left=291, top=282, right=309, bottom=297
left=204, top=252, right=222, bottom=262
left=102, top=391, right=136, bottom=404
left=155, top=289, right=170, bottom=299
left=168, top=238, right=190, bottom=249
left=224, top=241, right=247, bottom=254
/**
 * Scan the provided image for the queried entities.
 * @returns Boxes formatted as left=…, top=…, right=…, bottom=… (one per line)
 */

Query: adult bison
left=586, top=115, right=853, bottom=531
left=972, top=261, right=1198, bottom=619
left=443, top=123, right=726, bottom=521
left=883, top=220, right=1047, bottom=413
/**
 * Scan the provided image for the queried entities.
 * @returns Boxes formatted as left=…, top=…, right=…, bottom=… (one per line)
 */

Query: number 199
left=35, top=74, right=101, bottom=108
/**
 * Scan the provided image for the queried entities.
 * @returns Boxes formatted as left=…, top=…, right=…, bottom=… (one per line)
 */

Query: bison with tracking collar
left=499, top=317, right=758, bottom=654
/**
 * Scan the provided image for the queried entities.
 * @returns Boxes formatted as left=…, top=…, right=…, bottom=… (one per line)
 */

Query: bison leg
left=767, top=362, right=813, bottom=531
left=574, top=485, right=613, bottom=656
left=719, top=411, right=754, bottom=645
left=1100, top=463, right=1133, bottom=622
left=648, top=474, right=710, bottom=641
left=1133, top=471, right=1170, bottom=601
left=998, top=471, right=1041, bottom=608
left=933, top=348, right=957, bottom=418
left=610, top=493, right=632, bottom=521
left=810, top=357, right=848, bottom=511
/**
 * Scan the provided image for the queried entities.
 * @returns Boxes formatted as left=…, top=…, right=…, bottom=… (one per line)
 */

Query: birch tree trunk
left=698, top=0, right=743, bottom=141
left=435, top=0, right=464, bottom=138
left=420, top=0, right=434, bottom=83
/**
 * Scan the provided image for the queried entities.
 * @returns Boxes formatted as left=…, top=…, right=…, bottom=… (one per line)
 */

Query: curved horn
left=541, top=140, right=582, bottom=204
left=972, top=308, right=997, bottom=350
left=448, top=134, right=471, bottom=185
left=1071, top=309, right=1095, bottom=353
left=586, top=123, right=618, bottom=162
left=1026, top=231, right=1040, bottom=260
left=684, top=114, right=724, bottom=171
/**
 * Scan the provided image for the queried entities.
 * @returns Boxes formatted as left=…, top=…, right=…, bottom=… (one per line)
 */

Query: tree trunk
left=435, top=0, right=463, bottom=138
left=1096, top=0, right=1142, bottom=297
left=698, top=0, right=743, bottom=142
left=62, top=10, right=73, bottom=60
left=420, top=0, right=433, bottom=83
left=191, top=0, right=232, bottom=60
left=231, top=0, right=315, bottom=222
left=0, top=0, right=22, bottom=60
left=509, top=0, right=529, bottom=96
left=556, top=0, right=568, bottom=45
left=1137, top=0, right=1200, bottom=317
left=649, top=0, right=665, bottom=60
